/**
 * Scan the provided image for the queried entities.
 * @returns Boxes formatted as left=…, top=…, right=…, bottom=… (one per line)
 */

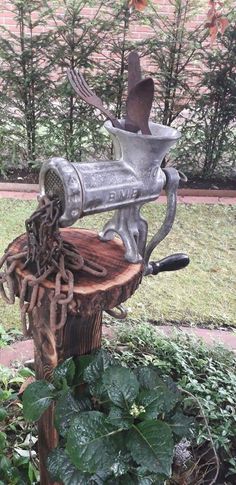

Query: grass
left=0, top=198, right=235, bottom=329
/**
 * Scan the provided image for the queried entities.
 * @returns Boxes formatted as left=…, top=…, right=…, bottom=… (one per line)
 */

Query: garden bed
left=1, top=325, right=236, bottom=484
left=1, top=167, right=236, bottom=191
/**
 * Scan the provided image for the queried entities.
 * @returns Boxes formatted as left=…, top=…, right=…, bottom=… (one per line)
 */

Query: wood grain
left=12, top=228, right=143, bottom=314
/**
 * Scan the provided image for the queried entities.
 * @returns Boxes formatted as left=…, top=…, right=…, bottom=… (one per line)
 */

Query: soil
left=0, top=167, right=39, bottom=184
left=0, top=167, right=236, bottom=190
left=179, top=175, right=236, bottom=190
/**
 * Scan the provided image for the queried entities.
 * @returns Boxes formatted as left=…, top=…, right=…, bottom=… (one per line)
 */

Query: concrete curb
left=177, top=188, right=236, bottom=198
left=0, top=182, right=38, bottom=193
left=0, top=182, right=235, bottom=198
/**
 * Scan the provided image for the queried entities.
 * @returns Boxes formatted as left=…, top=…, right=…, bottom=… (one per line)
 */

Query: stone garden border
left=0, top=182, right=235, bottom=198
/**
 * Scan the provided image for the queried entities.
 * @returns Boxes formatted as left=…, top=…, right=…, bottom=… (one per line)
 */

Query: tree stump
left=8, top=228, right=143, bottom=485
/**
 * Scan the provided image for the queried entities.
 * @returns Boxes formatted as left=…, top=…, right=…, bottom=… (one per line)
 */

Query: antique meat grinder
left=39, top=53, right=189, bottom=277
left=0, top=52, right=190, bottom=485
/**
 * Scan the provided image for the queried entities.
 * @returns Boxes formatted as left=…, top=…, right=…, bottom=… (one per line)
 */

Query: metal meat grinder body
left=39, top=120, right=186, bottom=275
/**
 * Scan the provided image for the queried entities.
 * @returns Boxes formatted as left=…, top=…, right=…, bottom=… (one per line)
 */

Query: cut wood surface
left=8, top=228, right=143, bottom=312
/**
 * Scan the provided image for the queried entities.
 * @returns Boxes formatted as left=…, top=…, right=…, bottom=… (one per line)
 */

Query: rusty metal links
left=0, top=196, right=108, bottom=337
left=0, top=251, right=27, bottom=305
left=61, top=240, right=106, bottom=277
left=106, top=305, right=128, bottom=320
left=50, top=270, right=74, bottom=333
left=19, top=275, right=38, bottom=337
left=0, top=272, right=14, bottom=304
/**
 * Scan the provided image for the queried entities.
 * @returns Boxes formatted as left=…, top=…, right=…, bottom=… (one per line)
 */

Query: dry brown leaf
left=129, top=0, right=148, bottom=11
left=19, top=376, right=35, bottom=395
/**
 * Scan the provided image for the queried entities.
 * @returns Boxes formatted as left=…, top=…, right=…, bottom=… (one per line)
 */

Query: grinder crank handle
left=149, top=253, right=190, bottom=276
left=144, top=167, right=188, bottom=276
left=144, top=167, right=179, bottom=275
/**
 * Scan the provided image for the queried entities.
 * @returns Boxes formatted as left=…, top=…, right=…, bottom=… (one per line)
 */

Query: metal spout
left=105, top=120, right=181, bottom=172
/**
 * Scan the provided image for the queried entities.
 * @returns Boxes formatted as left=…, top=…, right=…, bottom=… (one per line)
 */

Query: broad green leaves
left=23, top=380, right=55, bottom=421
left=134, top=367, right=161, bottom=390
left=67, top=411, right=121, bottom=473
left=102, top=366, right=139, bottom=408
left=84, top=350, right=114, bottom=385
left=0, top=407, right=7, bottom=421
left=127, top=421, right=173, bottom=475
left=21, top=350, right=195, bottom=482
left=73, top=354, right=93, bottom=386
left=138, top=386, right=177, bottom=420
left=54, top=390, right=91, bottom=437
left=107, top=405, right=134, bottom=429
left=136, top=368, right=179, bottom=418
left=0, top=431, right=6, bottom=451
left=84, top=350, right=114, bottom=397
left=47, top=448, right=90, bottom=484
left=53, top=357, right=75, bottom=388
left=169, top=412, right=195, bottom=438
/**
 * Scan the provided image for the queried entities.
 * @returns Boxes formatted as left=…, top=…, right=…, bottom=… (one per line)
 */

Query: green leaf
left=0, top=407, right=7, bottom=421
left=55, top=390, right=91, bottom=437
left=135, top=367, right=162, bottom=390
left=66, top=411, right=121, bottom=473
left=28, top=461, right=39, bottom=484
left=0, top=431, right=6, bottom=451
left=137, top=379, right=179, bottom=419
left=84, top=350, right=114, bottom=397
left=84, top=350, right=114, bottom=383
left=18, top=368, right=35, bottom=378
left=0, top=455, right=11, bottom=472
left=108, top=405, right=134, bottom=430
left=0, top=387, right=11, bottom=402
left=138, top=475, right=165, bottom=484
left=102, top=366, right=139, bottom=408
left=164, top=376, right=181, bottom=398
left=137, top=466, right=166, bottom=484
left=74, top=354, right=93, bottom=385
left=113, top=476, right=137, bottom=485
left=169, top=412, right=195, bottom=438
left=53, top=357, right=75, bottom=387
left=127, top=420, right=174, bottom=476
left=0, top=462, right=21, bottom=484
left=23, top=380, right=55, bottom=421
left=109, top=448, right=131, bottom=478
left=47, top=448, right=88, bottom=484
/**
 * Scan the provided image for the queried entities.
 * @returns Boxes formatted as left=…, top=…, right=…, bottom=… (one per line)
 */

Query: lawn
left=0, top=198, right=235, bottom=329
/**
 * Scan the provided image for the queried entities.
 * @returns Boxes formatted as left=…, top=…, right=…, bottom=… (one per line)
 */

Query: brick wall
left=0, top=0, right=209, bottom=84
left=0, top=0, right=207, bottom=38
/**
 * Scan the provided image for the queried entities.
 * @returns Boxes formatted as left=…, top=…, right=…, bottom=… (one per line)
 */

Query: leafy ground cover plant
left=0, top=365, right=38, bottom=485
left=105, top=323, right=236, bottom=483
left=2, top=328, right=235, bottom=483
left=23, top=350, right=195, bottom=484
left=0, top=325, right=22, bottom=349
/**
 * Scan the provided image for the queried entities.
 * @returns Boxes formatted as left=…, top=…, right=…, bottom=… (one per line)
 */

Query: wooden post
left=31, top=295, right=103, bottom=485
left=8, top=228, right=143, bottom=485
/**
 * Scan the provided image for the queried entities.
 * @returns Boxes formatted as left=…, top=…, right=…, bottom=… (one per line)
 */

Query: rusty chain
left=0, top=196, right=109, bottom=338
